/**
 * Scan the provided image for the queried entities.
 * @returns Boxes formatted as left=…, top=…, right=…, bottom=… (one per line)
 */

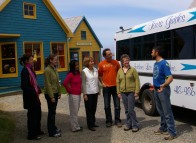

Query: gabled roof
left=64, top=16, right=103, bottom=48
left=64, top=16, right=83, bottom=33
left=43, top=0, right=73, bottom=37
left=0, top=0, right=10, bottom=11
left=0, top=0, right=73, bottom=37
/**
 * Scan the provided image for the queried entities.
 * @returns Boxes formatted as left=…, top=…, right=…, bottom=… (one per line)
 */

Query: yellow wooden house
left=64, top=16, right=102, bottom=70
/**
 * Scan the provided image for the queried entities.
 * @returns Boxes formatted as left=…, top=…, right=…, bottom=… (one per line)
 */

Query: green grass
left=60, top=86, right=67, bottom=94
left=0, top=111, right=15, bottom=143
left=41, top=86, right=67, bottom=94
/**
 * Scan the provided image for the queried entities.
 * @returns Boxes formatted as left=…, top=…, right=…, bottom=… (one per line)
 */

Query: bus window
left=143, top=43, right=154, bottom=60
left=116, top=39, right=130, bottom=60
left=173, top=26, right=194, bottom=59
left=157, top=31, right=171, bottom=59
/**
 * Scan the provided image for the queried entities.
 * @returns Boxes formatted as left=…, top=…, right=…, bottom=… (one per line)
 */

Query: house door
left=70, top=51, right=79, bottom=61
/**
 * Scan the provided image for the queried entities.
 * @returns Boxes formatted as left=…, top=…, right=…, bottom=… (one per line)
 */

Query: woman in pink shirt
left=63, top=60, right=82, bottom=132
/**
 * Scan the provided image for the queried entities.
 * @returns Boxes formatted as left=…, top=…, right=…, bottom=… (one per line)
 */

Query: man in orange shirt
left=98, top=48, right=122, bottom=128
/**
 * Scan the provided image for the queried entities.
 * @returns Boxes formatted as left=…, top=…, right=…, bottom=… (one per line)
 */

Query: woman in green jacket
left=44, top=54, right=61, bottom=137
left=116, top=54, right=140, bottom=132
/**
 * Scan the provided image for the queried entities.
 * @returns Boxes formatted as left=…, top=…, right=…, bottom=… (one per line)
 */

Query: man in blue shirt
left=151, top=45, right=177, bottom=140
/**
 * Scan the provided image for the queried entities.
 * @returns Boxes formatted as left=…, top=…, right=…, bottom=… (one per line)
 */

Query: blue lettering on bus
left=174, top=86, right=195, bottom=96
left=165, top=14, right=185, bottom=29
left=133, top=63, right=144, bottom=70
left=149, top=21, right=163, bottom=30
left=145, top=63, right=152, bottom=71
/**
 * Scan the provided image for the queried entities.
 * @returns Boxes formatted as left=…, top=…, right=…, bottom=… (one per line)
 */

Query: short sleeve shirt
left=153, top=60, right=172, bottom=87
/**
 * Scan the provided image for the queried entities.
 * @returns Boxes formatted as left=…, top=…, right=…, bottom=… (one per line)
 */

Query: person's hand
left=134, top=92, right=138, bottom=97
left=134, top=93, right=139, bottom=101
left=51, top=97, right=55, bottom=103
left=102, top=82, right=106, bottom=87
left=118, top=93, right=122, bottom=99
left=157, top=85, right=164, bottom=92
left=83, top=94, right=88, bottom=101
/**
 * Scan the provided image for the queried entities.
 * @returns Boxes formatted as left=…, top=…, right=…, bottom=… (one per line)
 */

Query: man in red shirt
left=98, top=48, right=122, bottom=128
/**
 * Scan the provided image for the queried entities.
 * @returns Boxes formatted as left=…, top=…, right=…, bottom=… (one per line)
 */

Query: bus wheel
left=141, top=89, right=156, bottom=116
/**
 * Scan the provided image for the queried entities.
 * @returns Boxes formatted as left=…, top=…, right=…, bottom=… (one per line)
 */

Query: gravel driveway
left=0, top=94, right=195, bottom=143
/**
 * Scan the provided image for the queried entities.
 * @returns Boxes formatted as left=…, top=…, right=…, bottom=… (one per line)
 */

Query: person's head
left=83, top=56, right=94, bottom=68
left=45, top=54, right=58, bottom=67
left=20, top=53, right=34, bottom=66
left=69, top=60, right=79, bottom=74
left=102, top=48, right=113, bottom=61
left=120, top=54, right=130, bottom=68
left=151, top=45, right=165, bottom=59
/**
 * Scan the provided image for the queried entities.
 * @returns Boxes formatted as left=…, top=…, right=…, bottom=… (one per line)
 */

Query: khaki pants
left=68, top=94, right=81, bottom=131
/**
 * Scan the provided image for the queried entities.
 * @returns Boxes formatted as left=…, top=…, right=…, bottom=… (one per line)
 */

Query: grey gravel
left=0, top=94, right=196, bottom=143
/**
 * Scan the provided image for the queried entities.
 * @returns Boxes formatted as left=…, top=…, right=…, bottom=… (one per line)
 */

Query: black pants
left=45, top=93, right=59, bottom=136
left=84, top=93, right=98, bottom=128
left=27, top=105, right=41, bottom=138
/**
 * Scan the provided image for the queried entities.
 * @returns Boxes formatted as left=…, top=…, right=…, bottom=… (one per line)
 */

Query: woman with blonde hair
left=82, top=56, right=99, bottom=131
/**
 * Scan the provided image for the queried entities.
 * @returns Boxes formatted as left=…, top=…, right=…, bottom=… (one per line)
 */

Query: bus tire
left=141, top=89, right=157, bottom=116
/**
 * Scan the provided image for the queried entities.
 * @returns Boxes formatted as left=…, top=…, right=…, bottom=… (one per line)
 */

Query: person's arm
left=159, top=61, right=173, bottom=91
left=63, top=73, right=72, bottom=94
left=82, top=71, right=88, bottom=101
left=116, top=60, right=121, bottom=71
left=98, top=63, right=106, bottom=87
left=57, top=72, right=61, bottom=99
left=116, top=70, right=121, bottom=98
left=44, top=69, right=54, bottom=98
left=133, top=68, right=140, bottom=96
left=82, top=71, right=87, bottom=94
left=21, top=68, right=35, bottom=92
left=160, top=76, right=173, bottom=88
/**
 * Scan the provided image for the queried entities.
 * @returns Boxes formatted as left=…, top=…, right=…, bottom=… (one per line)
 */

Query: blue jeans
left=103, top=86, right=121, bottom=124
left=121, top=92, right=139, bottom=128
left=154, top=86, right=177, bottom=136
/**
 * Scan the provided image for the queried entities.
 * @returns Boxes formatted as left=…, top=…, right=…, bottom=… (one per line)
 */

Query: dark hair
left=102, top=48, right=111, bottom=57
left=69, top=60, right=79, bottom=75
left=153, top=45, right=165, bottom=58
left=19, top=53, right=33, bottom=66
left=45, top=54, right=57, bottom=67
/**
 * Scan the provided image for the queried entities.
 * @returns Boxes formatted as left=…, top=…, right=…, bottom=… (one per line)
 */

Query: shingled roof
left=64, top=16, right=103, bottom=48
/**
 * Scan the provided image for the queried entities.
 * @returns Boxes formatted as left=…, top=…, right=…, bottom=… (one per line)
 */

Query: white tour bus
left=115, top=8, right=196, bottom=116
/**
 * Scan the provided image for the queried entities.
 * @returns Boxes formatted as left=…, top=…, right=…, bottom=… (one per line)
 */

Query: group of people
left=20, top=45, right=177, bottom=141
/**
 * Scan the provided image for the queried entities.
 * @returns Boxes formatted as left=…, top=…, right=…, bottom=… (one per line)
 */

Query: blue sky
left=50, top=0, right=193, bottom=51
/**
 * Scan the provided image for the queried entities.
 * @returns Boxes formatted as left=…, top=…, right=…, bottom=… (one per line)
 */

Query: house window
left=24, top=43, right=43, bottom=72
left=0, top=43, right=18, bottom=78
left=81, top=31, right=86, bottom=40
left=23, top=2, right=36, bottom=19
left=51, top=43, right=66, bottom=70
